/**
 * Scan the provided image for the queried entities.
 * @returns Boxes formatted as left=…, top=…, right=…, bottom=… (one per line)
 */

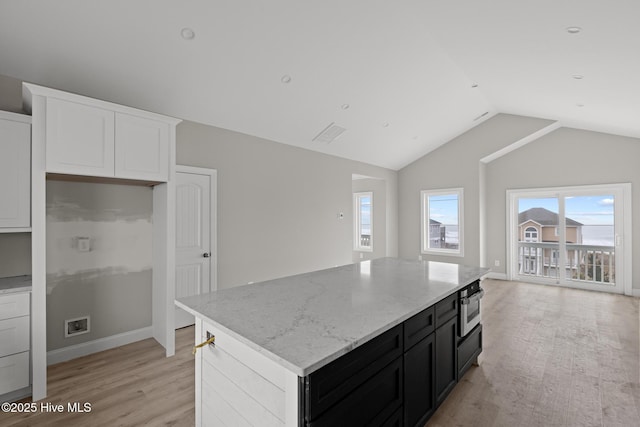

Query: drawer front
left=458, top=324, right=482, bottom=379
left=0, top=293, right=30, bottom=321
left=0, top=316, right=30, bottom=358
left=0, top=351, right=30, bottom=395
left=309, top=358, right=403, bottom=427
left=403, top=306, right=434, bottom=351
left=435, top=293, right=458, bottom=328
left=306, top=324, right=403, bottom=420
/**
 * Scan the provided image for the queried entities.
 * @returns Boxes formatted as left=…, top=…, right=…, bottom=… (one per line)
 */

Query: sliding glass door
left=508, top=184, right=631, bottom=294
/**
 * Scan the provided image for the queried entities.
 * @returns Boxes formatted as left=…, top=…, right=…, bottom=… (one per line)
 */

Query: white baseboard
left=484, top=272, right=508, bottom=281
left=47, top=326, right=153, bottom=365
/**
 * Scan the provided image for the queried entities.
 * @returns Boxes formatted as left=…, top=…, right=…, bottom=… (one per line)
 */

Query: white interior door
left=175, top=169, right=215, bottom=328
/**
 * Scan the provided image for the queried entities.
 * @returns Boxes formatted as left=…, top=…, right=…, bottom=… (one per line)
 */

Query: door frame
left=176, top=165, right=218, bottom=295
left=506, top=183, right=632, bottom=295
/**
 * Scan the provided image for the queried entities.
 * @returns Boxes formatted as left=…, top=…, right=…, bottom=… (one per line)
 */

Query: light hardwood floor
left=2, top=326, right=196, bottom=427
left=2, top=280, right=639, bottom=426
left=429, top=279, right=640, bottom=427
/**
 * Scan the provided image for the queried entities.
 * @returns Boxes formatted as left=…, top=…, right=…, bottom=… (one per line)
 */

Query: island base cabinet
left=458, top=324, right=482, bottom=379
left=194, top=319, right=300, bottom=427
left=403, top=334, right=435, bottom=427
left=434, top=316, right=458, bottom=406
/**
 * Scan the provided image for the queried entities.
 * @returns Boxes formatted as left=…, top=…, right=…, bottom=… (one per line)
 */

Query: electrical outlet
left=359, top=253, right=364, bottom=259
left=494, top=260, right=500, bottom=267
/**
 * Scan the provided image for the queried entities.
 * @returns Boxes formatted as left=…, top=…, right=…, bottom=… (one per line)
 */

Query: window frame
left=420, top=188, right=464, bottom=257
left=353, top=191, right=373, bottom=252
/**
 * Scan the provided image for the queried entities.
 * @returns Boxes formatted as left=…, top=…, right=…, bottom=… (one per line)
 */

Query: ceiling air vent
left=312, top=122, right=346, bottom=143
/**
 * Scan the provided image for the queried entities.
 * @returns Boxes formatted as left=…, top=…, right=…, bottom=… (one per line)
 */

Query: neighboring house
left=429, top=219, right=445, bottom=249
left=518, top=207, right=583, bottom=276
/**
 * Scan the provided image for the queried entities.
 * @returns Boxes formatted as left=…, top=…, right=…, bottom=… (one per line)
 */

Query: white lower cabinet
left=0, top=292, right=30, bottom=400
left=194, top=319, right=300, bottom=427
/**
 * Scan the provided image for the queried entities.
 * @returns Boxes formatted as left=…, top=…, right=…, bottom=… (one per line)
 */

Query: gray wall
left=485, top=127, right=640, bottom=289
left=352, top=178, right=387, bottom=262
left=0, top=233, right=31, bottom=277
left=177, top=121, right=398, bottom=289
left=46, top=181, right=153, bottom=351
left=398, top=114, right=554, bottom=265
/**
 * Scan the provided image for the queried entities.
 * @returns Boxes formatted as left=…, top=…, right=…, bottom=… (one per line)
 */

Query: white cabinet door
left=0, top=114, right=30, bottom=229
left=0, top=352, right=30, bottom=395
left=46, top=97, right=115, bottom=177
left=115, top=113, right=169, bottom=181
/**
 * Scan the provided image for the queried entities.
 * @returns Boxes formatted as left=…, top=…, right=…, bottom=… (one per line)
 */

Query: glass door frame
left=506, top=183, right=632, bottom=295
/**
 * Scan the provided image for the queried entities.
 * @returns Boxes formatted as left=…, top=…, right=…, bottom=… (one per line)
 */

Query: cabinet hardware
left=192, top=334, right=215, bottom=355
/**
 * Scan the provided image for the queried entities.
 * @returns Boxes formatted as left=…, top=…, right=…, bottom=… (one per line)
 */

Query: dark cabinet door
left=403, top=333, right=435, bottom=427
left=435, top=315, right=457, bottom=406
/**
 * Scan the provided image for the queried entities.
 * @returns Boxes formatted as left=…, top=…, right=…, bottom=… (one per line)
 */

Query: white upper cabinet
left=24, top=84, right=180, bottom=183
left=46, top=97, right=115, bottom=177
left=115, top=112, right=169, bottom=181
left=0, top=111, right=31, bottom=230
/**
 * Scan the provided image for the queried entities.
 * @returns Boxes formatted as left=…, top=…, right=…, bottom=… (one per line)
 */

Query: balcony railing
left=518, top=242, right=615, bottom=285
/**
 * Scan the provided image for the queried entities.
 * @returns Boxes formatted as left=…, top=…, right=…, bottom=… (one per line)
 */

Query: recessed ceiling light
left=180, top=28, right=195, bottom=40
left=572, top=74, right=584, bottom=80
left=576, top=103, right=585, bottom=107
left=281, top=75, right=292, bottom=84
left=382, top=122, right=389, bottom=128
left=566, top=26, right=582, bottom=34
left=341, top=104, right=350, bottom=110
left=412, top=136, right=418, bottom=140
left=471, top=83, right=479, bottom=88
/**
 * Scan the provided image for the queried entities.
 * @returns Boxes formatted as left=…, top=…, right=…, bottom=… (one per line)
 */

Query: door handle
left=203, top=252, right=211, bottom=258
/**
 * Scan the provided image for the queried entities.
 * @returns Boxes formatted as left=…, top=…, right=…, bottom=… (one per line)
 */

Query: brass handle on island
left=192, top=334, right=215, bottom=355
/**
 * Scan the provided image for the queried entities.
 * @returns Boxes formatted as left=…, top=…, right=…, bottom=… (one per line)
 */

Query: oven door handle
left=460, top=288, right=484, bottom=305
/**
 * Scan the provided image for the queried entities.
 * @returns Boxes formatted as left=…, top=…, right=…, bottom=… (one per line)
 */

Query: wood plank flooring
left=1, top=326, right=196, bottom=427
left=1, top=280, right=639, bottom=426
left=428, top=279, right=640, bottom=427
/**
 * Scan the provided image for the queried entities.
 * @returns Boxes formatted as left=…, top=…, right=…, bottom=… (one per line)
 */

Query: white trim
left=480, top=121, right=560, bottom=164
left=485, top=272, right=508, bottom=280
left=0, top=110, right=31, bottom=123
left=420, top=188, right=464, bottom=257
left=23, top=83, right=181, bottom=125
left=47, top=327, right=153, bottom=365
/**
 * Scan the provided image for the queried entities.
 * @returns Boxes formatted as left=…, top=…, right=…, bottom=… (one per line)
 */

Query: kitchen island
left=176, top=258, right=488, bottom=427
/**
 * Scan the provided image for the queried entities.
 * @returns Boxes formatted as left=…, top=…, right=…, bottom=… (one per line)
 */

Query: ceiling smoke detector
left=312, top=122, right=347, bottom=143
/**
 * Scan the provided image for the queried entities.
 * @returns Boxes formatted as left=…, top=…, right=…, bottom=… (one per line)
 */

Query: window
left=421, top=188, right=463, bottom=256
left=524, top=227, right=538, bottom=242
left=354, top=192, right=373, bottom=251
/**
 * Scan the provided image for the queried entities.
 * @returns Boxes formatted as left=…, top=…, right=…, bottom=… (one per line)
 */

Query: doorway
left=507, top=184, right=631, bottom=295
left=175, top=166, right=217, bottom=328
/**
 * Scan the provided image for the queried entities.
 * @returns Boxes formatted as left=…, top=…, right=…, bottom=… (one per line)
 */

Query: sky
left=427, top=194, right=459, bottom=225
left=518, top=195, right=614, bottom=225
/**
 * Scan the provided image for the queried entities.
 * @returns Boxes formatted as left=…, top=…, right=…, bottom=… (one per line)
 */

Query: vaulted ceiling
left=1, top=1, right=638, bottom=170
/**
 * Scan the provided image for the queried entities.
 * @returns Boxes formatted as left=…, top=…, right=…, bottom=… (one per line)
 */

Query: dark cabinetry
left=303, top=287, right=480, bottom=427
left=403, top=333, right=435, bottom=427
left=458, top=324, right=482, bottom=378
left=434, top=316, right=458, bottom=405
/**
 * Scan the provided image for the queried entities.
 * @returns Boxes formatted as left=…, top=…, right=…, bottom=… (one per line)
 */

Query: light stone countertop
left=176, top=257, right=489, bottom=377
left=0, top=275, right=32, bottom=294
